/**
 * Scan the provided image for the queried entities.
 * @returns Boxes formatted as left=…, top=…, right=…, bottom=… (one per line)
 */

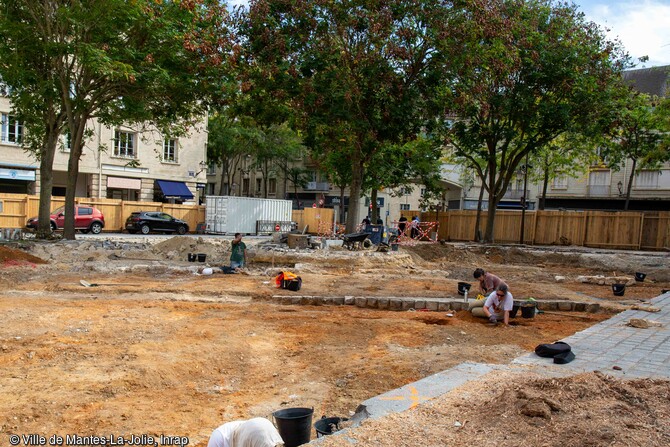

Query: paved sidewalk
left=513, top=291, right=670, bottom=378
left=309, top=292, right=670, bottom=444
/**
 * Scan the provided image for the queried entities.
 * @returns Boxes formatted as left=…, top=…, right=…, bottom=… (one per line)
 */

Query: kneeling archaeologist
left=470, top=283, right=514, bottom=326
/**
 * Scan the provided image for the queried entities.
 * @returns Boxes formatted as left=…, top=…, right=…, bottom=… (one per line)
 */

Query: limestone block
left=537, top=301, right=558, bottom=311
left=425, top=300, right=439, bottom=311
left=390, top=299, right=403, bottom=310
left=557, top=301, right=573, bottom=311
left=377, top=298, right=390, bottom=310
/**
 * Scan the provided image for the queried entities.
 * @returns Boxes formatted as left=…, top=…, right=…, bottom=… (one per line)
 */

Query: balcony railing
left=502, top=189, right=529, bottom=200
left=587, top=185, right=610, bottom=197
left=305, top=181, right=330, bottom=191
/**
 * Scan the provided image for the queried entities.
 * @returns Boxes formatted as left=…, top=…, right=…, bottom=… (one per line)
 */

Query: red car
left=26, top=205, right=105, bottom=234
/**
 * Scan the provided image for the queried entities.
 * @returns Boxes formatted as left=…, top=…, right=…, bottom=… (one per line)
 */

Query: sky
left=577, top=0, right=670, bottom=67
left=227, top=0, right=670, bottom=68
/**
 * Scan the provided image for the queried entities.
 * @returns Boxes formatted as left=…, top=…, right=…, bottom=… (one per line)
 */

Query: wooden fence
left=0, top=193, right=205, bottom=233
left=292, top=208, right=335, bottom=234
left=421, top=210, right=670, bottom=251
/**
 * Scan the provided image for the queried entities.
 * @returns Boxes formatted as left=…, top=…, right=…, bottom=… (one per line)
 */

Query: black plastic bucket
left=510, top=303, right=520, bottom=318
left=612, top=284, right=626, bottom=296
left=314, top=417, right=348, bottom=437
left=457, top=282, right=471, bottom=296
left=521, top=304, right=536, bottom=319
left=635, top=272, right=646, bottom=282
left=272, top=407, right=313, bottom=447
left=197, top=253, right=207, bottom=262
left=188, top=253, right=196, bottom=262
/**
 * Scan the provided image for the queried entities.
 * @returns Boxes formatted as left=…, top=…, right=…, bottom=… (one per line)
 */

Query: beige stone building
left=0, top=95, right=208, bottom=204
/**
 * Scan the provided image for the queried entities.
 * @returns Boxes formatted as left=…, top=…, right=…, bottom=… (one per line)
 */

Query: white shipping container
left=205, top=196, right=293, bottom=234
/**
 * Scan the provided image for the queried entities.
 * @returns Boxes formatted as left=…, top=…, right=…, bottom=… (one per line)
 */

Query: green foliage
left=600, top=91, right=670, bottom=209
left=237, top=0, right=450, bottom=231
left=435, top=0, right=629, bottom=241
left=0, top=0, right=233, bottom=239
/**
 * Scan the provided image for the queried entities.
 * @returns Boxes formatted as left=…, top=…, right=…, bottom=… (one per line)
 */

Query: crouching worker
left=207, top=417, right=284, bottom=447
left=470, top=283, right=513, bottom=326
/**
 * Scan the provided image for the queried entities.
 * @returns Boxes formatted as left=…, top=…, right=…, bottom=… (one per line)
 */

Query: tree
left=437, top=0, right=629, bottom=242
left=602, top=92, right=670, bottom=210
left=363, top=136, right=443, bottom=223
left=207, top=113, right=262, bottom=196
left=237, top=0, right=449, bottom=232
left=2, top=0, right=231, bottom=239
left=0, top=1, right=68, bottom=238
left=529, top=135, right=593, bottom=210
left=252, top=122, right=304, bottom=198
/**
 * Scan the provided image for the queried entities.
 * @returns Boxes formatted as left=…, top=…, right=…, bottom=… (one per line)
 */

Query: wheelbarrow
left=342, top=232, right=371, bottom=250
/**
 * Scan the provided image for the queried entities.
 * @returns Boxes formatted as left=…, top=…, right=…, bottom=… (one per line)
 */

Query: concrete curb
left=266, top=295, right=602, bottom=313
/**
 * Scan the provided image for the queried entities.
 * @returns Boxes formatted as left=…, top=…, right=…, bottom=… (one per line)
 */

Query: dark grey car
left=125, top=211, right=189, bottom=235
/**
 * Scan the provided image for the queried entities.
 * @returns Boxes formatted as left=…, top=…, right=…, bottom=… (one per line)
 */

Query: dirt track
left=0, top=237, right=668, bottom=446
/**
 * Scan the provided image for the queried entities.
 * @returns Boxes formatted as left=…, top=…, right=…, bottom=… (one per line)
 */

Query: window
left=635, top=170, right=660, bottom=189
left=113, top=130, right=135, bottom=158
left=593, top=147, right=608, bottom=166
left=400, top=204, right=410, bottom=211
left=206, top=183, right=216, bottom=195
left=420, top=188, right=426, bottom=197
left=1, top=113, right=23, bottom=144
left=78, top=207, right=93, bottom=216
left=242, top=178, right=249, bottom=195
left=163, top=138, right=177, bottom=163
left=552, top=175, right=568, bottom=189
left=61, top=131, right=71, bottom=152
left=268, top=178, right=277, bottom=195
left=255, top=178, right=262, bottom=194
left=207, top=163, right=216, bottom=175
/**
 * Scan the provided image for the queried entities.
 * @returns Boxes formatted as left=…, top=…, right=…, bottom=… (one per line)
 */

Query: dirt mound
left=403, top=243, right=481, bottom=264
left=319, top=371, right=670, bottom=447
left=151, top=236, right=231, bottom=263
left=0, top=245, right=48, bottom=266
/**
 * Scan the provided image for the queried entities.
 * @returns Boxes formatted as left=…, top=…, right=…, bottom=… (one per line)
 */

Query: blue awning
left=156, top=180, right=194, bottom=199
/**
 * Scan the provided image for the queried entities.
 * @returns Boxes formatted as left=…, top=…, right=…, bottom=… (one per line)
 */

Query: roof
left=623, top=65, right=669, bottom=97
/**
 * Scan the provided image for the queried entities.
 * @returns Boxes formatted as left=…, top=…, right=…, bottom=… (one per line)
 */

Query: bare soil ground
left=0, top=237, right=668, bottom=446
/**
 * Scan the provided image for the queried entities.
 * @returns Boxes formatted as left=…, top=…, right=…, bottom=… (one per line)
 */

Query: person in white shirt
left=473, top=283, right=514, bottom=326
left=207, top=417, right=284, bottom=447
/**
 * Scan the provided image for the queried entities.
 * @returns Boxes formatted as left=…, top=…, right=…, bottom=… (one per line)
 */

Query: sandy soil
left=0, top=237, right=668, bottom=446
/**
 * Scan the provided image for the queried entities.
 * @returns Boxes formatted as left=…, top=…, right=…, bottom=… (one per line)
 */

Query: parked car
left=125, top=211, right=189, bottom=235
left=26, top=205, right=105, bottom=234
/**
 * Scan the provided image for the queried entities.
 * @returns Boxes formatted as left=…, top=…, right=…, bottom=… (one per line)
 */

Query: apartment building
left=204, top=153, right=448, bottom=225
left=541, top=65, right=669, bottom=211
left=0, top=95, right=208, bottom=204
left=453, top=65, right=670, bottom=212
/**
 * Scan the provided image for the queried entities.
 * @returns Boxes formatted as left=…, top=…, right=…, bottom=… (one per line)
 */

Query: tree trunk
left=483, top=164, right=499, bottom=243
left=474, top=167, right=489, bottom=242
left=345, top=154, right=364, bottom=233
left=540, top=167, right=549, bottom=211
left=339, top=186, right=346, bottom=224
left=64, top=117, right=87, bottom=240
left=263, top=160, right=268, bottom=198
left=217, top=163, right=227, bottom=196
left=624, top=158, right=636, bottom=211
left=36, top=131, right=59, bottom=238
left=370, top=188, right=378, bottom=223
left=483, top=194, right=499, bottom=243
